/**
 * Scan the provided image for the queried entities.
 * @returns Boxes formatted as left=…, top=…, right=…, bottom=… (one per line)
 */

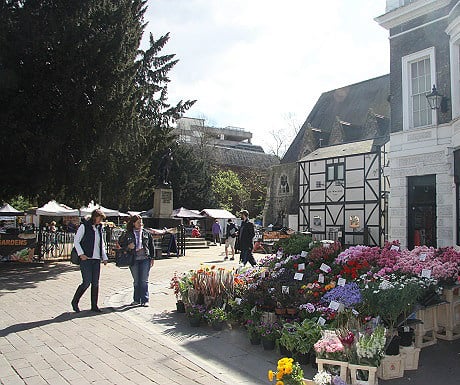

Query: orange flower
left=268, top=370, right=274, bottom=381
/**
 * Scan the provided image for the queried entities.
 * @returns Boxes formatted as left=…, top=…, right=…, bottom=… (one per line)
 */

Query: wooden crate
left=348, top=363, right=378, bottom=385
left=436, top=285, right=460, bottom=341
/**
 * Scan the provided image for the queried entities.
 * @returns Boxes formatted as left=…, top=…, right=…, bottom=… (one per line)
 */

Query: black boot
left=71, top=284, right=86, bottom=313
left=91, top=285, right=101, bottom=312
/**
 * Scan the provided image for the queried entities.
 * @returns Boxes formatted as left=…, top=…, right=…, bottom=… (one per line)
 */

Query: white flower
left=313, top=370, right=332, bottom=385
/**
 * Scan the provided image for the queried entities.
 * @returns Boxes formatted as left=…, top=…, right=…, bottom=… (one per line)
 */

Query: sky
left=143, top=0, right=390, bottom=155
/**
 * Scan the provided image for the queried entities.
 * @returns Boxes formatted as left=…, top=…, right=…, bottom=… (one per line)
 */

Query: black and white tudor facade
left=298, top=139, right=389, bottom=247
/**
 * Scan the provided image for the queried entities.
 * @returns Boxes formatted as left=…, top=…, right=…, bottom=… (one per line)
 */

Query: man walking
left=238, top=210, right=256, bottom=266
left=224, top=218, right=237, bottom=261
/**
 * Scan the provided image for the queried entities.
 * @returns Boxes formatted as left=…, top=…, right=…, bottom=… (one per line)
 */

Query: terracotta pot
left=275, top=307, right=287, bottom=315
left=286, top=308, right=298, bottom=315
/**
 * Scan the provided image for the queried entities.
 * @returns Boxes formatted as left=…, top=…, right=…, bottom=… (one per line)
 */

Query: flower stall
left=170, top=238, right=460, bottom=384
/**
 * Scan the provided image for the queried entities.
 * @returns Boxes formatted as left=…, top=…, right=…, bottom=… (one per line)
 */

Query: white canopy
left=0, top=203, right=23, bottom=215
left=79, top=201, right=120, bottom=217
left=200, top=209, right=236, bottom=219
left=36, top=200, right=79, bottom=216
left=171, top=207, right=205, bottom=219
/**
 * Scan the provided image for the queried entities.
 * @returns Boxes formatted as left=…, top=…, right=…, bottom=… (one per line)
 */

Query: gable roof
left=282, top=74, right=390, bottom=163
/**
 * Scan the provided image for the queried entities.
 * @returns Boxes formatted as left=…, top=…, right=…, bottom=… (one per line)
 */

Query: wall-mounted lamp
left=426, top=84, right=449, bottom=113
left=426, top=85, right=443, bottom=110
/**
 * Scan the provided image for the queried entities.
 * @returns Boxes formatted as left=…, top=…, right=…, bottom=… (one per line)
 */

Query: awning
left=0, top=203, right=23, bottom=216
left=79, top=201, right=120, bottom=217
left=200, top=209, right=236, bottom=219
left=171, top=207, right=205, bottom=219
left=36, top=200, right=79, bottom=216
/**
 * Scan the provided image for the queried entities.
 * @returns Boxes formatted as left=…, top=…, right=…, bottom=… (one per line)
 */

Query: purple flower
left=321, top=282, right=362, bottom=308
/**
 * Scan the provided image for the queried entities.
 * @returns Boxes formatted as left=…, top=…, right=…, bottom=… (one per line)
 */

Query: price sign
left=294, top=272, right=304, bottom=281
left=337, top=278, right=346, bottom=287
left=320, top=263, right=331, bottom=273
left=318, top=274, right=325, bottom=283
left=298, top=263, right=305, bottom=271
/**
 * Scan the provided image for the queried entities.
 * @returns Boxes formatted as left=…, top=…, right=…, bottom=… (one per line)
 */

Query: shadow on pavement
left=0, top=305, right=137, bottom=337
left=0, top=262, right=78, bottom=296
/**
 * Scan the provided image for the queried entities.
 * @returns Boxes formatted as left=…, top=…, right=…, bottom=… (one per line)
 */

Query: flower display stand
left=414, top=306, right=438, bottom=348
left=348, top=363, right=378, bottom=385
left=377, top=354, right=404, bottom=380
left=399, top=345, right=421, bottom=370
left=316, top=358, right=348, bottom=382
left=436, top=285, right=460, bottom=341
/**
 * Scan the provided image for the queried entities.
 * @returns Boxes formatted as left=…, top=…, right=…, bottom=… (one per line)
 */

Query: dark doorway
left=408, top=175, right=436, bottom=249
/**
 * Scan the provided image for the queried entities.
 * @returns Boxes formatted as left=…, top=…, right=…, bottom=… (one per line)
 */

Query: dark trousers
left=72, top=259, right=101, bottom=310
left=80, top=259, right=101, bottom=290
left=240, top=249, right=256, bottom=266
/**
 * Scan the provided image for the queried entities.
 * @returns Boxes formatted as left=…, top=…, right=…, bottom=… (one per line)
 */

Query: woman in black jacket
left=119, top=215, right=155, bottom=306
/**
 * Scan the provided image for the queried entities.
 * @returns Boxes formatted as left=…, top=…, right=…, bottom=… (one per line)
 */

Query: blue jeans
left=129, top=258, right=151, bottom=304
left=80, top=259, right=101, bottom=290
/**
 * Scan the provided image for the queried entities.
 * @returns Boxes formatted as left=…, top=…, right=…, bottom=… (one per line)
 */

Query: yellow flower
left=276, top=381, right=284, bottom=385
left=268, top=370, right=274, bottom=381
left=276, top=371, right=283, bottom=380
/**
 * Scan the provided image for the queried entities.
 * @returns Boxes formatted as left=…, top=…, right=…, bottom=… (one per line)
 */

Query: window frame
left=326, top=163, right=345, bottom=182
left=401, top=47, right=437, bottom=130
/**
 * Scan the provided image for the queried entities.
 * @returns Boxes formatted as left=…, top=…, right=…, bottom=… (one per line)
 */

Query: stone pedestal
left=153, top=187, right=173, bottom=219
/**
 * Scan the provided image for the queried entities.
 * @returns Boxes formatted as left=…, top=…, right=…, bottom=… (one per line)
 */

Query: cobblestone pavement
left=1, top=245, right=459, bottom=385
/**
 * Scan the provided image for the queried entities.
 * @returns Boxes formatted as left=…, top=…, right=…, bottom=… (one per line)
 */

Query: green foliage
left=276, top=233, right=313, bottom=256
left=211, top=169, right=248, bottom=212
left=0, top=0, right=194, bottom=209
left=279, top=318, right=322, bottom=354
left=8, top=196, right=34, bottom=211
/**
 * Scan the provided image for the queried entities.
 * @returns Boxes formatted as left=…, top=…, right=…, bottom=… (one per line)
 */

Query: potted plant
left=170, top=272, right=186, bottom=312
left=185, top=304, right=206, bottom=327
left=267, top=357, right=305, bottom=385
left=258, top=321, right=281, bottom=350
left=204, top=307, right=228, bottom=330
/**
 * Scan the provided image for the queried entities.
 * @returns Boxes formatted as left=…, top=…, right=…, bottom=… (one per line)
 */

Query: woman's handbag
left=70, top=247, right=80, bottom=265
left=115, top=248, right=135, bottom=267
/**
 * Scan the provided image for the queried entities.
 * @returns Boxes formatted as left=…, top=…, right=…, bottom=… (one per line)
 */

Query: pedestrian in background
left=71, top=209, right=108, bottom=313
left=118, top=215, right=155, bottom=306
left=224, top=218, right=237, bottom=261
left=238, top=209, right=256, bottom=266
left=211, top=219, right=222, bottom=245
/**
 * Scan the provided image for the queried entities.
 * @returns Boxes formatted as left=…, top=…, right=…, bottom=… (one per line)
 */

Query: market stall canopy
left=171, top=207, right=205, bottom=219
left=200, top=209, right=236, bottom=219
left=79, top=201, right=120, bottom=217
left=0, top=203, right=23, bottom=216
left=36, top=200, right=79, bottom=216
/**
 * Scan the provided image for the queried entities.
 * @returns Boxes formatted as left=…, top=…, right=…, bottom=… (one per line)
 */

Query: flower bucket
left=262, top=337, right=276, bottom=350
left=261, top=311, right=277, bottom=324
left=176, top=301, right=185, bottom=313
left=188, top=317, right=201, bottom=327
left=316, top=358, right=348, bottom=382
left=249, top=334, right=261, bottom=345
left=400, top=345, right=421, bottom=370
left=377, top=354, right=404, bottom=380
left=294, top=352, right=310, bottom=365
left=398, top=327, right=414, bottom=347
left=348, top=363, right=378, bottom=385
left=212, top=321, right=224, bottom=331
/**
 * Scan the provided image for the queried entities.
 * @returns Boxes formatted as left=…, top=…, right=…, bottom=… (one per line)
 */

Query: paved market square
left=1, top=246, right=459, bottom=385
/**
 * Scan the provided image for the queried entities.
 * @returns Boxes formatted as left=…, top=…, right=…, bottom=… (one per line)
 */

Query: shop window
left=279, top=175, right=290, bottom=194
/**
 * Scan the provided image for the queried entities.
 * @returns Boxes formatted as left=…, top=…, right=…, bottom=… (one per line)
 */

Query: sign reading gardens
left=0, top=233, right=37, bottom=262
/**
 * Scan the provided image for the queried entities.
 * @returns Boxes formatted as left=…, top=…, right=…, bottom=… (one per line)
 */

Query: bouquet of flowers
left=313, top=370, right=349, bottom=385
left=320, top=282, right=362, bottom=309
left=353, top=326, right=386, bottom=367
left=313, top=331, right=346, bottom=361
left=268, top=357, right=304, bottom=385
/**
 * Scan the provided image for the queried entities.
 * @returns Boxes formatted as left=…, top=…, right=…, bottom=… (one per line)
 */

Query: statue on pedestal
left=158, top=147, right=173, bottom=187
